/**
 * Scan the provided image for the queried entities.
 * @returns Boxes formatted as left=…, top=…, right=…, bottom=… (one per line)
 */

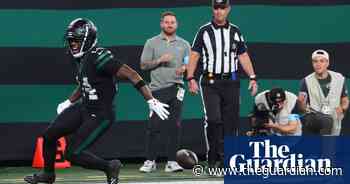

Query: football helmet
left=65, top=18, right=97, bottom=58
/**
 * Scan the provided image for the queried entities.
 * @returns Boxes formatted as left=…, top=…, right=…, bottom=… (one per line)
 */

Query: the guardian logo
left=230, top=140, right=331, bottom=171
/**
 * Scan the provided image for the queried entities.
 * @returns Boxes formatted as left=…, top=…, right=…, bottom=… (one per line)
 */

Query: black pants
left=200, top=77, right=240, bottom=166
left=42, top=103, right=114, bottom=173
left=301, top=112, right=333, bottom=135
left=145, top=84, right=183, bottom=161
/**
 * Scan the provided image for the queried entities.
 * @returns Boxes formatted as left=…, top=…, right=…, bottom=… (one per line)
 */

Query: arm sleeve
left=288, top=114, right=300, bottom=122
left=341, top=81, right=348, bottom=97
left=298, top=78, right=310, bottom=104
left=183, top=41, right=191, bottom=64
left=291, top=102, right=300, bottom=114
left=191, top=29, right=204, bottom=54
left=95, top=49, right=123, bottom=76
left=140, top=39, right=154, bottom=63
left=236, top=29, right=248, bottom=55
left=299, top=79, right=308, bottom=93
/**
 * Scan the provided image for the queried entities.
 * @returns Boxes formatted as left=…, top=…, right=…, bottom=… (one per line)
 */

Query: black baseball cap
left=268, top=88, right=286, bottom=104
left=212, top=0, right=230, bottom=8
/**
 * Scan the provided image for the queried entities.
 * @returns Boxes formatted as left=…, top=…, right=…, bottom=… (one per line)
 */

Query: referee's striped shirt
left=192, top=21, right=247, bottom=74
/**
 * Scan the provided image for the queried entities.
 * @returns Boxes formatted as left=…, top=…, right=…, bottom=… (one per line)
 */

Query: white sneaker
left=139, top=160, right=156, bottom=173
left=164, top=161, right=184, bottom=172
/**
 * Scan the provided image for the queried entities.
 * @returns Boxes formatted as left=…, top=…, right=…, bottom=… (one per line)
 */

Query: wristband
left=249, top=75, right=257, bottom=81
left=186, top=76, right=195, bottom=81
left=134, top=80, right=146, bottom=90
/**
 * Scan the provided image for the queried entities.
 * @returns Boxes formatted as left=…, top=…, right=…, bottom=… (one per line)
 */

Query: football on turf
left=176, top=149, right=198, bottom=169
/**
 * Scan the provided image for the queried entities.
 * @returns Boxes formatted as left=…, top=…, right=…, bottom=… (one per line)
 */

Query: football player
left=24, top=18, right=169, bottom=184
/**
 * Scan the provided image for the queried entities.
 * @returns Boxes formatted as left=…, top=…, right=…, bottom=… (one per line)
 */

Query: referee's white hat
left=311, top=49, right=329, bottom=61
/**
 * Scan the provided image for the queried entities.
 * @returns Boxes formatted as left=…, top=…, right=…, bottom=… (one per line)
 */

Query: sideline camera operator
left=247, top=88, right=302, bottom=136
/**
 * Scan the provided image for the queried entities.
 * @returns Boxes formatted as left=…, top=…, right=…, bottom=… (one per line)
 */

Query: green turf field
left=0, top=163, right=223, bottom=184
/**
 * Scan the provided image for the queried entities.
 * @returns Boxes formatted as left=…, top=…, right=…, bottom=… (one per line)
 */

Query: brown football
left=176, top=149, right=198, bottom=169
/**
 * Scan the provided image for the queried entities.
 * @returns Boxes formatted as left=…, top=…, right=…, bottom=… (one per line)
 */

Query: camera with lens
left=248, top=103, right=274, bottom=136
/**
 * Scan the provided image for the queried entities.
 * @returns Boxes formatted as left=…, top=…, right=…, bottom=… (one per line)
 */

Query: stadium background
left=0, top=0, right=350, bottom=163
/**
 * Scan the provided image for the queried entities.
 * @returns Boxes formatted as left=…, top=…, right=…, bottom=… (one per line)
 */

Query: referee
left=186, top=0, right=258, bottom=168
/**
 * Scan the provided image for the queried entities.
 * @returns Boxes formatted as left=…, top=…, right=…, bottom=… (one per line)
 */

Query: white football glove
left=147, top=98, right=170, bottom=120
left=57, top=99, right=72, bottom=114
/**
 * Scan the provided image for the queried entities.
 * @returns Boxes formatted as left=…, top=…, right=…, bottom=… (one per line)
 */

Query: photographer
left=298, top=49, right=349, bottom=136
left=247, top=88, right=302, bottom=136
